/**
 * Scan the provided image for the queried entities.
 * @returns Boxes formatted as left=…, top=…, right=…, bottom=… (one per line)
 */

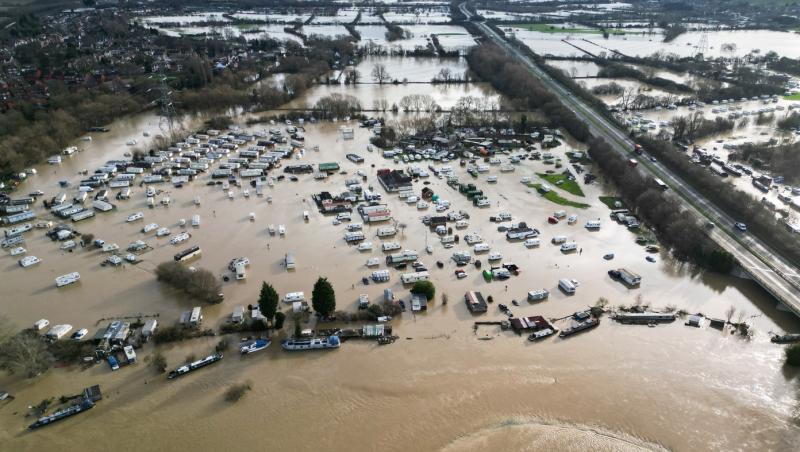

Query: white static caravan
left=400, top=271, right=430, bottom=284
left=285, top=253, right=296, bottom=270
left=558, top=278, right=578, bottom=294
left=283, top=292, right=306, bottom=304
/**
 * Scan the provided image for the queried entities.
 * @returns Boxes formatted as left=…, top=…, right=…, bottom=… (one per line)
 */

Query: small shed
left=411, top=293, right=428, bottom=312
left=686, top=315, right=703, bottom=328
left=231, top=306, right=245, bottom=324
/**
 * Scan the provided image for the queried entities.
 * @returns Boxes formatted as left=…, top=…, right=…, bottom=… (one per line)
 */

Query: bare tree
left=371, top=64, right=391, bottom=84
left=0, top=330, right=54, bottom=378
left=725, top=305, right=736, bottom=323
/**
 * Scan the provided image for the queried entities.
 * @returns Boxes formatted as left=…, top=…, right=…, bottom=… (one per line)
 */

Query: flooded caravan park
left=1, top=91, right=800, bottom=450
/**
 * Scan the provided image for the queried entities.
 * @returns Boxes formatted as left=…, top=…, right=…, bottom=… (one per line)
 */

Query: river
left=0, top=89, right=799, bottom=451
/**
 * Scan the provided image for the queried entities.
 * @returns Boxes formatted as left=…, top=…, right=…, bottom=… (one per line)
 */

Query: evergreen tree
left=311, top=277, right=336, bottom=316
left=258, top=282, right=279, bottom=323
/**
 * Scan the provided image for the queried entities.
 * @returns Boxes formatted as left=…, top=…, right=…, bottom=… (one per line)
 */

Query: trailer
left=400, top=271, right=429, bottom=284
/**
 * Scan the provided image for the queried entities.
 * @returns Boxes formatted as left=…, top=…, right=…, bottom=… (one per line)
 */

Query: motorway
left=459, top=3, right=800, bottom=317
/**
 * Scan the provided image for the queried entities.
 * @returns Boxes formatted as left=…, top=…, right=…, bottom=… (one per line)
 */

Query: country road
left=459, top=3, right=800, bottom=317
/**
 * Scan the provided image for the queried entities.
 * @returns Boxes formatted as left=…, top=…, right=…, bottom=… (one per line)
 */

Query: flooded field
left=140, top=16, right=474, bottom=53
left=2, top=93, right=800, bottom=450
left=280, top=81, right=499, bottom=111
left=510, top=26, right=800, bottom=59
left=352, top=55, right=468, bottom=83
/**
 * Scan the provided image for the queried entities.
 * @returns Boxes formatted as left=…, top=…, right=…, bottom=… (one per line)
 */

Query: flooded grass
left=528, top=183, right=590, bottom=208
left=537, top=173, right=585, bottom=197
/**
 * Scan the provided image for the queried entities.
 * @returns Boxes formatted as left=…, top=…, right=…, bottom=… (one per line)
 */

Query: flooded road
left=1, top=112, right=800, bottom=450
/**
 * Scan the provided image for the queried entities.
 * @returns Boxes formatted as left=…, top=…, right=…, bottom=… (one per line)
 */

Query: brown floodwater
left=1, top=109, right=800, bottom=451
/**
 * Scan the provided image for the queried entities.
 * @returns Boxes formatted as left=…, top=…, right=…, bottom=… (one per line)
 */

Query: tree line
left=588, top=137, right=735, bottom=271
left=465, top=43, right=590, bottom=142
left=670, top=113, right=735, bottom=142
left=638, top=136, right=800, bottom=265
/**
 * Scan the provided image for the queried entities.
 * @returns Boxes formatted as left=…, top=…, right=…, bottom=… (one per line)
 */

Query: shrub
left=411, top=280, right=435, bottom=300
left=786, top=344, right=800, bottom=367
left=152, top=352, right=167, bottom=373
left=225, top=381, right=252, bottom=402
left=274, top=311, right=286, bottom=329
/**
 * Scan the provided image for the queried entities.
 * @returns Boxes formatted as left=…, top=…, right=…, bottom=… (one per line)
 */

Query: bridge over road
left=459, top=3, right=800, bottom=318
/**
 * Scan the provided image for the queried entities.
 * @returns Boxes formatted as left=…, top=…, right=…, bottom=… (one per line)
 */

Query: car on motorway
left=649, top=156, right=657, bottom=162
left=735, top=222, right=748, bottom=232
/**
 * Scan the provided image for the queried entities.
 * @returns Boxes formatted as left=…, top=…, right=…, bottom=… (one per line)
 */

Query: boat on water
left=528, top=328, right=557, bottom=341
left=29, top=399, right=94, bottom=430
left=771, top=333, right=800, bottom=344
left=281, top=335, right=341, bottom=351
left=55, top=272, right=80, bottom=287
left=240, top=338, right=271, bottom=354
left=167, top=353, right=223, bottom=379
left=559, top=318, right=600, bottom=337
left=127, top=212, right=143, bottom=222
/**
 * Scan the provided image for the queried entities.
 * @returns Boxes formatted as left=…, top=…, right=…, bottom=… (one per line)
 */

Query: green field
left=529, top=183, right=590, bottom=209
left=784, top=92, right=800, bottom=101
left=537, top=173, right=585, bottom=197
left=511, top=23, right=625, bottom=35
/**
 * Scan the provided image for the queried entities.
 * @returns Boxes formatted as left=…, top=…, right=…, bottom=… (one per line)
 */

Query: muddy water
left=1, top=114, right=800, bottom=450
